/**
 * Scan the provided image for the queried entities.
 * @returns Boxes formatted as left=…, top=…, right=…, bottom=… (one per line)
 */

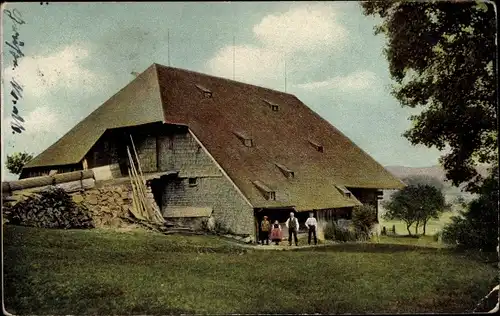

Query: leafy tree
left=383, top=184, right=446, bottom=235
left=442, top=165, right=498, bottom=251
left=414, top=185, right=448, bottom=235
left=361, top=1, right=497, bottom=191
left=6, top=152, right=33, bottom=175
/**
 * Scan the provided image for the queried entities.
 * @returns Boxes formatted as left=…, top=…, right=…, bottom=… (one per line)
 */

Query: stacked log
left=4, top=186, right=94, bottom=229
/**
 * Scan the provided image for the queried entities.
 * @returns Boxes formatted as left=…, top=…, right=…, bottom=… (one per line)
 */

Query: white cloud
left=206, top=44, right=284, bottom=87
left=294, top=70, right=379, bottom=92
left=3, top=106, right=60, bottom=137
left=253, top=3, right=347, bottom=54
left=3, top=43, right=105, bottom=99
left=205, top=3, right=348, bottom=90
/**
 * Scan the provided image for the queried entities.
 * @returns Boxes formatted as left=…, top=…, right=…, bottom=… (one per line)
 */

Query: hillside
left=381, top=164, right=491, bottom=206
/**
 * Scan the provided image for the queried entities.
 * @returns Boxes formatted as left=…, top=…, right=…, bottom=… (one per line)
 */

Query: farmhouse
left=20, top=63, right=404, bottom=238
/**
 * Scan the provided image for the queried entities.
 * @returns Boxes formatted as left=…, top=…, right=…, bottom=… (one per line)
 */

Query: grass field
left=4, top=225, right=498, bottom=314
left=379, top=210, right=456, bottom=236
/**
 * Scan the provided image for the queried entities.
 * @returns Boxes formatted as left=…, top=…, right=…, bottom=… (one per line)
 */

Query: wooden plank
left=128, top=146, right=150, bottom=220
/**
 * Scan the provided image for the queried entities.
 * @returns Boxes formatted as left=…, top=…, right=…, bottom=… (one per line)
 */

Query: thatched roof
left=23, top=63, right=405, bottom=210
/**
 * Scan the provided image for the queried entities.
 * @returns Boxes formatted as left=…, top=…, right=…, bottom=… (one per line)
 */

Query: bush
left=352, top=204, right=377, bottom=237
left=212, top=219, right=233, bottom=235
left=441, top=166, right=498, bottom=252
left=324, top=221, right=358, bottom=242
left=5, top=187, right=94, bottom=229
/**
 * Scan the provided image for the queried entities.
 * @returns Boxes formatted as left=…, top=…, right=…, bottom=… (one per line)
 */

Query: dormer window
left=253, top=180, right=276, bottom=200
left=189, top=177, right=198, bottom=187
left=275, top=163, right=294, bottom=178
left=308, top=140, right=324, bottom=152
left=234, top=131, right=253, bottom=147
left=195, top=84, right=213, bottom=98
left=262, top=99, right=279, bottom=111
left=336, top=185, right=352, bottom=198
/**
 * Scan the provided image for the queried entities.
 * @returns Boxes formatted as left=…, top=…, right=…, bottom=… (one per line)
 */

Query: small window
left=195, top=84, right=213, bottom=98
left=234, top=131, right=253, bottom=147
left=275, top=163, right=294, bottom=178
left=309, top=140, right=324, bottom=152
left=103, top=141, right=109, bottom=151
left=269, top=191, right=276, bottom=200
left=189, top=178, right=198, bottom=187
left=263, top=99, right=279, bottom=111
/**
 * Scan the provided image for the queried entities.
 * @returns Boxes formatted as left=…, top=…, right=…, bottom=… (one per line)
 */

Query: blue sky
left=2, top=2, right=443, bottom=181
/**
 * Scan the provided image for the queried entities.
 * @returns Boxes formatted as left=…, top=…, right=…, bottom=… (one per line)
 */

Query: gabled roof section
left=24, top=64, right=164, bottom=168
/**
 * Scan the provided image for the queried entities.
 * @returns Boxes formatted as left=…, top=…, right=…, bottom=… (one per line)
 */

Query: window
left=195, top=84, right=213, bottom=98
left=253, top=180, right=276, bottom=200
left=275, top=163, right=294, bottom=178
left=336, top=185, right=352, bottom=198
left=188, top=177, right=198, bottom=187
left=234, top=131, right=253, bottom=147
left=263, top=99, right=279, bottom=111
left=308, top=140, right=324, bottom=152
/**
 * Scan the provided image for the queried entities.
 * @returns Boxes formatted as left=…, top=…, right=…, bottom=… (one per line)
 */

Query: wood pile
left=127, top=135, right=164, bottom=224
left=3, top=186, right=94, bottom=229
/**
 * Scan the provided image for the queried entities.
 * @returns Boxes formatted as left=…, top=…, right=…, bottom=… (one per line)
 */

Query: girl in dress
left=270, top=220, right=283, bottom=245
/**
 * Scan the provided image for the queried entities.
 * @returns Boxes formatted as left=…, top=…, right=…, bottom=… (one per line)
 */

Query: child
left=270, top=220, right=283, bottom=245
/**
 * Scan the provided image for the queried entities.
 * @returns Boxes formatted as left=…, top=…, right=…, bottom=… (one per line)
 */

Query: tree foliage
left=383, top=184, right=447, bottom=235
left=352, top=204, right=378, bottom=238
left=361, top=1, right=497, bottom=191
left=442, top=165, right=498, bottom=251
left=6, top=152, right=33, bottom=175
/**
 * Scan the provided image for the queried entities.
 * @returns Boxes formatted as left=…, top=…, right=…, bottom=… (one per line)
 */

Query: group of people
left=259, top=212, right=318, bottom=246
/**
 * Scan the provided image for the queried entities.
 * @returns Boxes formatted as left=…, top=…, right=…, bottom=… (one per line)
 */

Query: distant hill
left=381, top=164, right=491, bottom=208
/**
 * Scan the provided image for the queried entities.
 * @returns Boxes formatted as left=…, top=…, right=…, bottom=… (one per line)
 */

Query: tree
left=442, top=165, right=498, bottom=251
left=5, top=152, right=33, bottom=175
left=383, top=184, right=446, bottom=235
left=414, top=185, right=448, bottom=235
left=361, top=1, right=497, bottom=192
left=382, top=187, right=419, bottom=235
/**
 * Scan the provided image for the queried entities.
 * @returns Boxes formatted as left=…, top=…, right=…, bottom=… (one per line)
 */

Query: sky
left=1, top=1, right=443, bottom=181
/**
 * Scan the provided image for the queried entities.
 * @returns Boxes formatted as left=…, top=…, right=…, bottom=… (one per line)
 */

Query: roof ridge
left=152, top=62, right=296, bottom=98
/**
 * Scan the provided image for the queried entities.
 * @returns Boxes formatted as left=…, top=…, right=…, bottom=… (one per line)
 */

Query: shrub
left=352, top=204, right=377, bottom=237
left=441, top=166, right=498, bottom=252
left=324, top=221, right=358, bottom=242
left=5, top=186, right=94, bottom=229
left=212, top=219, right=233, bottom=235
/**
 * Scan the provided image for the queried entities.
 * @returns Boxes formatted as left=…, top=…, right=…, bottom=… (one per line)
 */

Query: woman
left=270, top=220, right=283, bottom=245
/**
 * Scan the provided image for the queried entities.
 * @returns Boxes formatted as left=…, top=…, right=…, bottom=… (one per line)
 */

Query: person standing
left=260, top=216, right=271, bottom=245
left=270, top=220, right=283, bottom=245
left=285, top=212, right=299, bottom=246
left=305, top=212, right=318, bottom=245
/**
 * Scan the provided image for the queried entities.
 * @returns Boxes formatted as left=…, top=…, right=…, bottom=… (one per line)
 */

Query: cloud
left=206, top=44, right=284, bottom=86
left=253, top=3, right=347, bottom=54
left=3, top=43, right=106, bottom=99
left=205, top=3, right=348, bottom=90
left=294, top=70, right=379, bottom=92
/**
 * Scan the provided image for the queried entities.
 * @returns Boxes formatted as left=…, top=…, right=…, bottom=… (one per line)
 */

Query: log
left=54, top=170, right=93, bottom=184
left=8, top=175, right=54, bottom=191
left=55, top=178, right=95, bottom=193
